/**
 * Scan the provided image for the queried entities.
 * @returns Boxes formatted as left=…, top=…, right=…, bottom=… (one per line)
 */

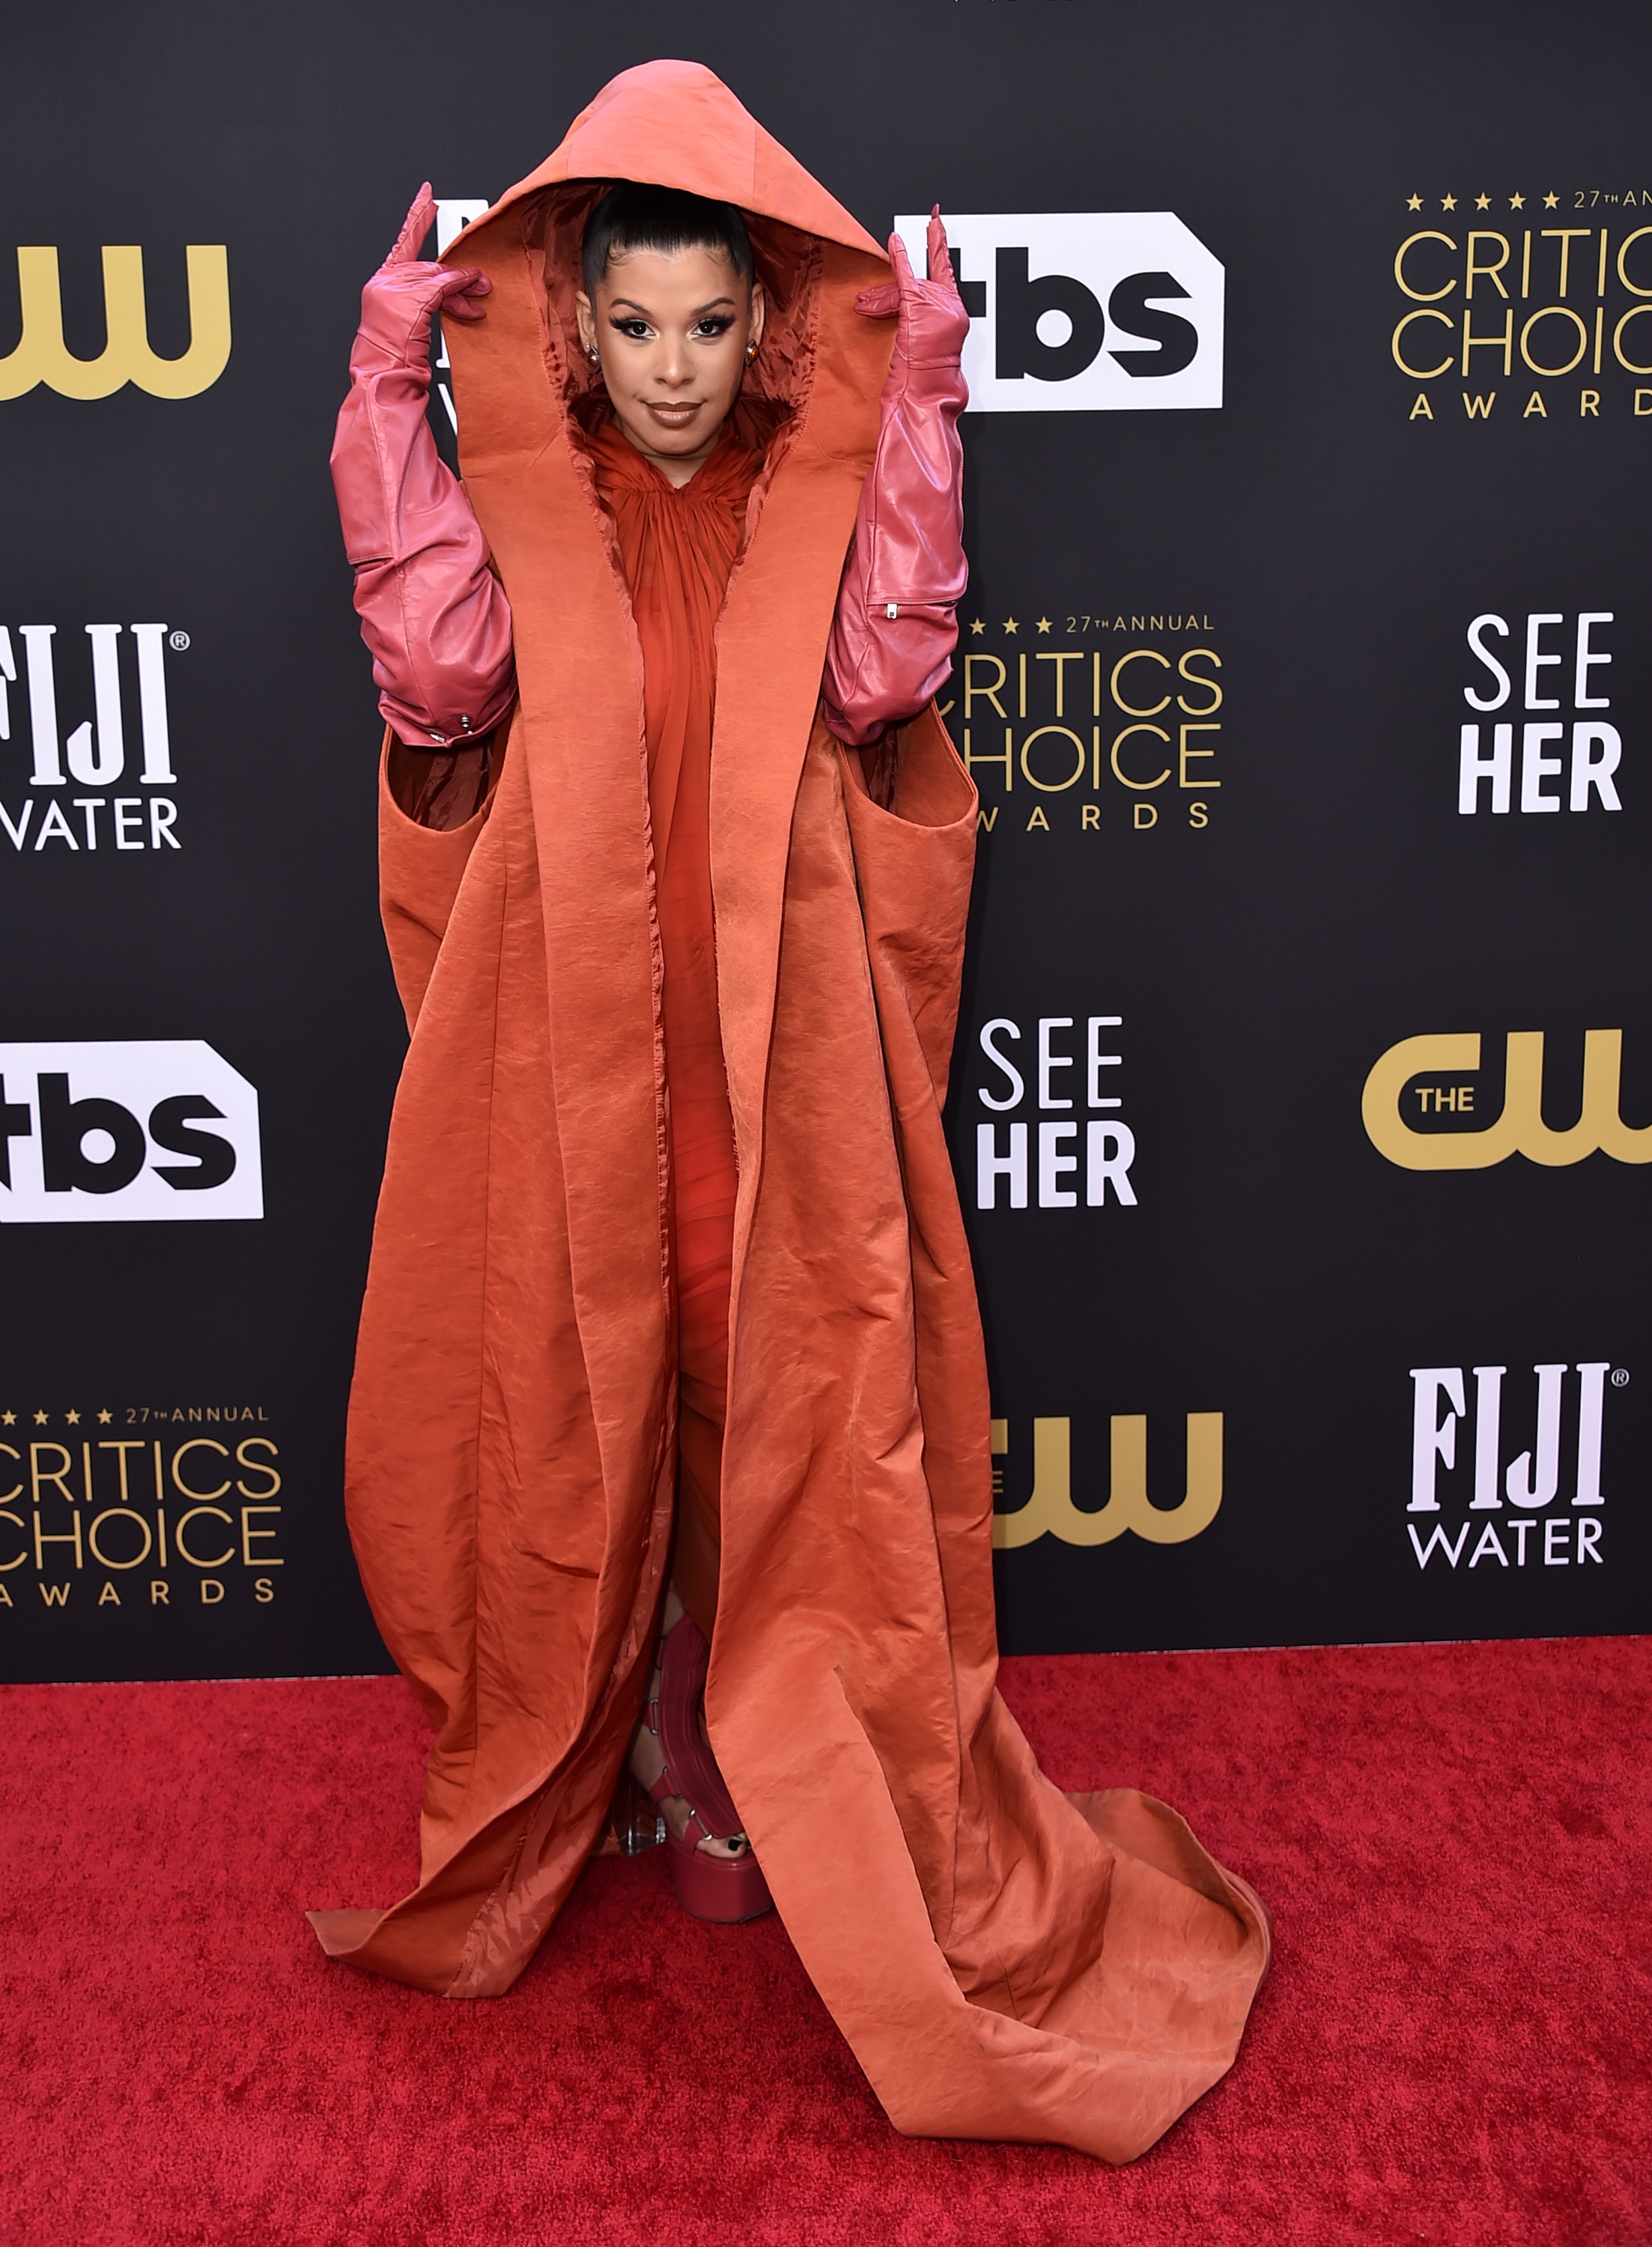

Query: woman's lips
left=645, top=400, right=701, bottom=426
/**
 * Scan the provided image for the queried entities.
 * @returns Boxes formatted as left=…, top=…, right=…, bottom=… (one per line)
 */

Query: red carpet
left=2, top=1638, right=1648, bottom=2246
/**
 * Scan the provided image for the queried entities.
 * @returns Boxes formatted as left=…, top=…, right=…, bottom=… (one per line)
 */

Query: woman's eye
left=612, top=319, right=652, bottom=341
left=694, top=318, right=735, bottom=339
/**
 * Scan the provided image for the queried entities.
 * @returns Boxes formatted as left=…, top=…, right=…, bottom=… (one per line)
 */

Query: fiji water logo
left=1407, top=1361, right=1618, bottom=1571
left=0, top=624, right=183, bottom=854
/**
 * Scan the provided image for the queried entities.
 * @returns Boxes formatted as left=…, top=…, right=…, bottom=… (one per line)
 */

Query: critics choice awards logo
left=0, top=1401, right=285, bottom=1616
left=946, top=613, right=1224, bottom=837
left=0, top=623, right=190, bottom=855
left=895, top=213, right=1224, bottom=413
left=0, top=1042, right=261, bottom=1222
left=1391, top=188, right=1652, bottom=421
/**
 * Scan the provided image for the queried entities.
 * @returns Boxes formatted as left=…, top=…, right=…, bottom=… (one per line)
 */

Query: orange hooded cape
left=311, top=61, right=1269, bottom=2163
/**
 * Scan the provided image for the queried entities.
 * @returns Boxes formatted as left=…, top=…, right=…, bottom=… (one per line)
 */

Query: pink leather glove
left=822, top=210, right=969, bottom=749
left=331, top=185, right=517, bottom=749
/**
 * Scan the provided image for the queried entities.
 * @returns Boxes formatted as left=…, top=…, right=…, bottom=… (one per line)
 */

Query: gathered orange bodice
left=587, top=417, right=765, bottom=1634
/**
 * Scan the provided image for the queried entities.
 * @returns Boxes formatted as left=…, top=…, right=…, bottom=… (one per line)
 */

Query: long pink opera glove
left=330, top=185, right=517, bottom=749
left=822, top=209, right=970, bottom=749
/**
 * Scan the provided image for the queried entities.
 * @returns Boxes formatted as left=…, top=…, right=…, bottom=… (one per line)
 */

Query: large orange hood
left=453, top=58, right=883, bottom=259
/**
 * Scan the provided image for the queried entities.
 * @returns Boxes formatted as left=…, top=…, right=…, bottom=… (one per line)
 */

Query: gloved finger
left=854, top=282, right=900, bottom=318
left=926, top=206, right=954, bottom=287
left=385, top=184, right=436, bottom=269
left=439, top=292, right=488, bottom=324
left=437, top=267, right=490, bottom=304
left=886, top=229, right=916, bottom=297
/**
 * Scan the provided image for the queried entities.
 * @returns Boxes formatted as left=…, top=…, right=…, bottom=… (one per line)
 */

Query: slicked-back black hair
left=580, top=183, right=755, bottom=300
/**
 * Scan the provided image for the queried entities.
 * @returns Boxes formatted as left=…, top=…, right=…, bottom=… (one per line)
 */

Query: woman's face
left=576, top=243, right=765, bottom=479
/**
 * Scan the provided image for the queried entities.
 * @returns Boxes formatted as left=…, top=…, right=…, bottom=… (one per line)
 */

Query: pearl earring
left=746, top=340, right=758, bottom=362
left=586, top=345, right=601, bottom=365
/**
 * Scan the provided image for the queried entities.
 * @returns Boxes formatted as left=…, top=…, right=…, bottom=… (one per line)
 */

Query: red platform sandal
left=641, top=1613, right=773, bottom=1923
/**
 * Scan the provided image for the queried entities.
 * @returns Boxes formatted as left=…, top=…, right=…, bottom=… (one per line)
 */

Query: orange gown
left=313, top=61, right=1269, bottom=2165
left=586, top=416, right=761, bottom=1634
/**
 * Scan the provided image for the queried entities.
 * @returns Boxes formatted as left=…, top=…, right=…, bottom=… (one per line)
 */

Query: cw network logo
left=0, top=1043, right=261, bottom=1222
left=894, top=212, right=1224, bottom=412
left=0, top=624, right=183, bottom=854
left=992, top=1413, right=1222, bottom=1548
left=1363, top=1030, right=1651, bottom=1168
left=0, top=246, right=231, bottom=400
left=1408, top=1361, right=1615, bottom=1572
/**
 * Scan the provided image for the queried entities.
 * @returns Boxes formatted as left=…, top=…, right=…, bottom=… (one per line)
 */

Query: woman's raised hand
left=354, top=183, right=491, bottom=372
left=824, top=207, right=969, bottom=747
left=332, top=182, right=517, bottom=752
left=855, top=207, right=971, bottom=369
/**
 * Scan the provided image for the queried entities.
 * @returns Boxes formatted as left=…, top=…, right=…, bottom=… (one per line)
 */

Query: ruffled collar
left=574, top=396, right=785, bottom=499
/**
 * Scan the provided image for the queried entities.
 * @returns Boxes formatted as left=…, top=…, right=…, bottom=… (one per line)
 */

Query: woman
left=314, top=60, right=1268, bottom=2163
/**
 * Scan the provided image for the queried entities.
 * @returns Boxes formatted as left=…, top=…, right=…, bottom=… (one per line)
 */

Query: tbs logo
left=0, top=1042, right=261, bottom=1222
left=894, top=212, right=1224, bottom=413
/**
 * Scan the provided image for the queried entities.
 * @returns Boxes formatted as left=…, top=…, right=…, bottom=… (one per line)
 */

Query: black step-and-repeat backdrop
left=4, top=1, right=1648, bottom=1683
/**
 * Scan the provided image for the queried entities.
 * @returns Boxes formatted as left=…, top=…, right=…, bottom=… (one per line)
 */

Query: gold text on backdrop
left=0, top=247, right=231, bottom=400
left=1363, top=1031, right=1652, bottom=1167
left=991, top=1413, right=1223, bottom=1547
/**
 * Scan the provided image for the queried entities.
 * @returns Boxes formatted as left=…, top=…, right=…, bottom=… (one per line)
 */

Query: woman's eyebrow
left=607, top=294, right=738, bottom=318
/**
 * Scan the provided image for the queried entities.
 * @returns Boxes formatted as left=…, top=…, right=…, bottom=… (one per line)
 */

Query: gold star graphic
left=1510, top=192, right=1526, bottom=210
left=968, top=617, right=986, bottom=637
left=1441, top=194, right=1458, bottom=212
left=1035, top=617, right=1053, bottom=634
left=1002, top=618, right=1018, bottom=635
left=1406, top=193, right=1423, bottom=212
left=1475, top=193, right=1491, bottom=210
left=97, top=1408, right=112, bottom=1425
left=1543, top=191, right=1558, bottom=209
left=65, top=1409, right=80, bottom=1426
left=1, top=1411, right=13, bottom=1427
left=33, top=1410, right=48, bottom=1425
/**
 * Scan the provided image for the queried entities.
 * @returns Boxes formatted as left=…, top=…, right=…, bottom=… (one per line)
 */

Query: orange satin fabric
left=587, top=419, right=763, bottom=1635
left=312, top=62, right=1269, bottom=2167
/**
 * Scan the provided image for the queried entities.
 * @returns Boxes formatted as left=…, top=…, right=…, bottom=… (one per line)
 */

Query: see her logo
left=894, top=213, right=1224, bottom=413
